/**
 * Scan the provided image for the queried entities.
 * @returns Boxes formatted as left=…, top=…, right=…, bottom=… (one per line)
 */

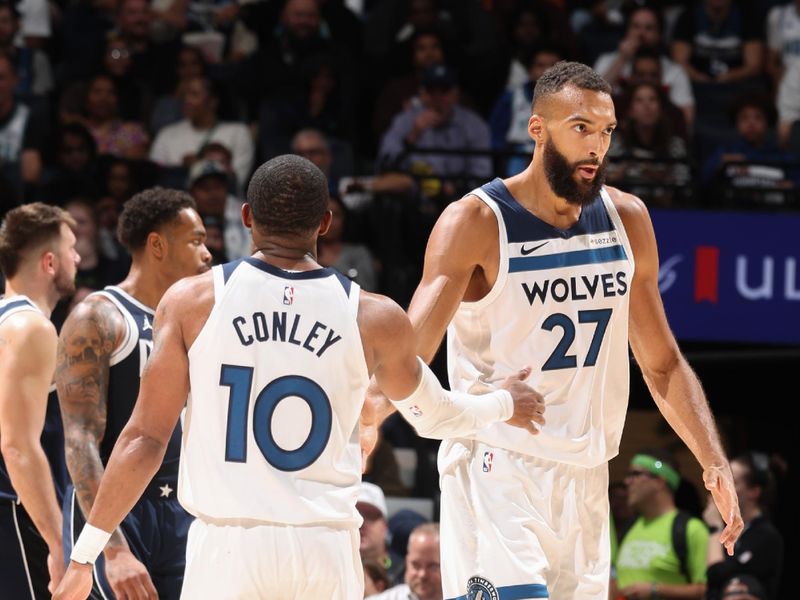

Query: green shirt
left=615, top=509, right=709, bottom=588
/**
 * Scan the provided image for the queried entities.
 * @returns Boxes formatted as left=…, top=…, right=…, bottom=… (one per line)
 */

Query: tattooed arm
left=56, top=296, right=158, bottom=598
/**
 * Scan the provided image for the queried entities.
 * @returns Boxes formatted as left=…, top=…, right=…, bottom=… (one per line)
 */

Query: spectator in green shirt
left=615, top=450, right=709, bottom=599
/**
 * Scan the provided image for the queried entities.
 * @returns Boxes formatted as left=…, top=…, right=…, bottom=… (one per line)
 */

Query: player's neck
left=506, top=165, right=583, bottom=229
left=3, top=278, right=55, bottom=317
left=251, top=239, right=321, bottom=272
left=116, top=265, right=172, bottom=311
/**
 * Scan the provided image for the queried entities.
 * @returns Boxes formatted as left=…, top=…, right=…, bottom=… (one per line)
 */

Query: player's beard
left=53, top=263, right=76, bottom=299
left=543, top=138, right=607, bottom=207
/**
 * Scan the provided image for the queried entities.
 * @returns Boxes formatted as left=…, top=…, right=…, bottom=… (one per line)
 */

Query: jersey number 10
left=219, top=364, right=333, bottom=471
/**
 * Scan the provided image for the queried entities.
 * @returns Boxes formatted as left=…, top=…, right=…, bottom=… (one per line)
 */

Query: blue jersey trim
left=332, top=270, right=352, bottom=295
left=222, top=258, right=244, bottom=284
left=480, top=178, right=615, bottom=243
left=0, top=298, right=34, bottom=319
left=509, top=244, right=627, bottom=273
left=447, top=583, right=549, bottom=600
left=104, top=287, right=155, bottom=316
left=243, top=257, right=336, bottom=281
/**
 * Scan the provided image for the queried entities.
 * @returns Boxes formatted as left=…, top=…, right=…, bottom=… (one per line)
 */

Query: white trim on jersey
left=599, top=187, right=636, bottom=276
left=88, top=291, right=137, bottom=367
left=11, top=501, right=36, bottom=600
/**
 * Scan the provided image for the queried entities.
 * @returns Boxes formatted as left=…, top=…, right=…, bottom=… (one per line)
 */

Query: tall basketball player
left=56, top=189, right=211, bottom=599
left=0, top=204, right=79, bottom=598
left=363, top=61, right=744, bottom=599
left=53, top=155, right=544, bottom=600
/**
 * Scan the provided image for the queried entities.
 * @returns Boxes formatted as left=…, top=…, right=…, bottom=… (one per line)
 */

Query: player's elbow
left=1, top=437, right=38, bottom=468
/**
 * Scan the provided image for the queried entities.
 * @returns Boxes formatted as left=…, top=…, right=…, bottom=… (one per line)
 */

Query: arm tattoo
left=56, top=297, right=128, bottom=546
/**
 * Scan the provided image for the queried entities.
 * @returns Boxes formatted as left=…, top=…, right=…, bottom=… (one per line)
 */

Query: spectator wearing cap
left=377, top=64, right=491, bottom=198
left=615, top=450, right=709, bottom=599
left=358, top=482, right=404, bottom=585
left=187, top=158, right=250, bottom=261
left=704, top=452, right=784, bottom=600
left=367, top=522, right=442, bottom=600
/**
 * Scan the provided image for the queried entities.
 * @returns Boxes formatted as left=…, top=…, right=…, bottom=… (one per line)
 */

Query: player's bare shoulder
left=0, top=308, right=57, bottom=352
left=356, top=290, right=414, bottom=372
left=603, top=185, right=656, bottom=251
left=158, top=270, right=215, bottom=347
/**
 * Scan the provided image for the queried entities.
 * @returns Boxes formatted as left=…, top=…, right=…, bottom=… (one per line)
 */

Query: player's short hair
left=117, top=187, right=197, bottom=252
left=246, top=154, right=329, bottom=236
left=532, top=61, right=612, bottom=112
left=0, top=203, right=76, bottom=279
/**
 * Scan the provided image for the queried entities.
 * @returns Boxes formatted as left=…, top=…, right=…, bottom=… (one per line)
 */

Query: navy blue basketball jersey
left=0, top=296, right=68, bottom=502
left=93, top=287, right=181, bottom=483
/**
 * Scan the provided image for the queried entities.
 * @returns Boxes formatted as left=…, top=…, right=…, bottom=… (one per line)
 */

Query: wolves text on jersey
left=521, top=271, right=628, bottom=306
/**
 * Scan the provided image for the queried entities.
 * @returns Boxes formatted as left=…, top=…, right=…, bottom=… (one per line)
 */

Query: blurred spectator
left=83, top=73, right=149, bottom=159
left=372, top=27, right=446, bottom=143
left=378, top=64, right=491, bottom=200
left=259, top=53, right=354, bottom=159
left=615, top=450, right=709, bottom=599
left=0, top=0, right=53, bottom=97
left=625, top=48, right=689, bottom=136
left=607, top=81, right=690, bottom=206
left=102, top=33, right=151, bottom=122
left=151, top=45, right=206, bottom=134
left=610, top=480, right=636, bottom=542
left=318, top=195, right=378, bottom=291
left=776, top=60, right=800, bottom=147
left=358, top=482, right=404, bottom=585
left=0, top=50, right=44, bottom=189
left=362, top=431, right=406, bottom=497
left=242, top=0, right=354, bottom=110
left=41, top=123, right=99, bottom=204
left=594, top=4, right=695, bottom=128
left=113, top=0, right=179, bottom=94
left=500, top=4, right=555, bottom=91
left=150, top=75, right=254, bottom=188
left=704, top=452, right=784, bottom=600
left=367, top=523, right=442, bottom=600
left=702, top=92, right=799, bottom=205
left=364, top=560, right=391, bottom=598
left=671, top=0, right=764, bottom=84
left=489, top=44, right=563, bottom=176
left=291, top=127, right=415, bottom=205
left=186, top=158, right=250, bottom=260
left=766, top=0, right=800, bottom=88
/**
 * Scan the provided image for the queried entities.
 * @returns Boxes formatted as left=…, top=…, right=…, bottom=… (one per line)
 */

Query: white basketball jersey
left=180, top=258, right=369, bottom=527
left=446, top=179, right=635, bottom=468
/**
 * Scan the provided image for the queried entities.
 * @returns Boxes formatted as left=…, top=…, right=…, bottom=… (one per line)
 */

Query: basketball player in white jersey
left=0, top=204, right=79, bottom=598
left=53, top=154, right=545, bottom=600
left=362, top=61, right=744, bottom=599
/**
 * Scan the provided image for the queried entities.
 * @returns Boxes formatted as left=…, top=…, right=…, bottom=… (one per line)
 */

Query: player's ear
left=40, top=249, right=57, bottom=277
left=318, top=209, right=333, bottom=237
left=241, top=203, right=253, bottom=230
left=529, top=114, right=544, bottom=144
left=147, top=231, right=166, bottom=260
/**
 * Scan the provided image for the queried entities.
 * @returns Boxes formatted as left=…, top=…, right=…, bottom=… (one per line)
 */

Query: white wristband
left=70, top=524, right=112, bottom=565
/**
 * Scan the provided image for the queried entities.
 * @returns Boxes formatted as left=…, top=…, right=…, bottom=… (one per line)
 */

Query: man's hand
left=360, top=380, right=395, bottom=473
left=52, top=562, right=94, bottom=600
left=619, top=582, right=652, bottom=599
left=104, top=547, right=159, bottom=599
left=47, top=542, right=66, bottom=593
left=500, top=367, right=545, bottom=435
left=703, top=464, right=744, bottom=556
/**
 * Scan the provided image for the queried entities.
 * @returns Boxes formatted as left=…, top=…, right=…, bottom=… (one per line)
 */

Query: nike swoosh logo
left=520, top=242, right=549, bottom=256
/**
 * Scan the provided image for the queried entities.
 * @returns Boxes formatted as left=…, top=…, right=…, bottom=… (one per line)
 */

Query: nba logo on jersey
left=482, top=451, right=493, bottom=473
left=283, top=286, right=294, bottom=305
left=410, top=404, right=423, bottom=417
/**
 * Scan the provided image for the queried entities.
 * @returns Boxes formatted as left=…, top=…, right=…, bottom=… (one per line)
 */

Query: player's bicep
left=56, top=300, right=121, bottom=442
left=128, top=293, right=189, bottom=443
left=620, top=197, right=682, bottom=373
left=0, top=320, right=57, bottom=445
left=409, top=198, right=492, bottom=360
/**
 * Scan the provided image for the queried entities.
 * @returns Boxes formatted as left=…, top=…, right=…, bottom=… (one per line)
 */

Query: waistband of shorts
left=195, top=514, right=359, bottom=530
